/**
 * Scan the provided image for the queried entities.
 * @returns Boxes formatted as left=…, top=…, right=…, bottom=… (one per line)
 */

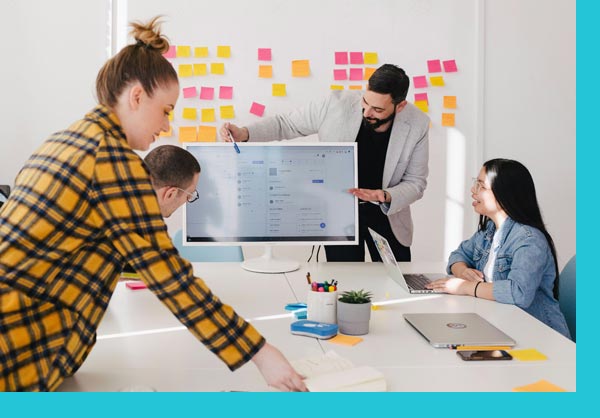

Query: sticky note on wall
left=414, top=92, right=429, bottom=104
left=178, top=64, right=193, bottom=78
left=193, top=63, right=207, bottom=76
left=217, top=45, right=231, bottom=58
left=349, top=68, right=363, bottom=81
left=163, top=45, right=176, bottom=58
left=259, top=65, right=273, bottom=78
left=430, top=76, right=445, bottom=86
left=250, top=102, right=265, bottom=117
left=183, top=87, right=198, bottom=99
left=427, top=59, right=442, bottom=73
left=350, top=52, right=363, bottom=64
left=330, top=85, right=344, bottom=90
left=443, top=96, right=457, bottom=109
left=364, top=67, right=376, bottom=80
left=179, top=127, right=197, bottom=142
left=272, top=84, right=286, bottom=97
left=334, top=51, right=348, bottom=65
left=210, top=63, right=225, bottom=75
left=442, top=113, right=455, bottom=126
left=292, top=60, right=311, bottom=77
left=198, top=126, right=217, bottom=142
left=333, top=69, right=347, bottom=80
left=219, top=86, right=233, bottom=99
left=220, top=105, right=235, bottom=119
left=443, top=59, right=458, bottom=72
left=200, top=87, right=215, bottom=100
left=364, top=52, right=378, bottom=65
left=177, top=45, right=191, bottom=58
left=413, top=75, right=428, bottom=88
left=414, top=100, right=428, bottom=113
left=182, top=108, right=197, bottom=120
left=258, top=48, right=272, bottom=61
left=194, top=46, right=209, bottom=58
left=201, top=108, right=216, bottom=122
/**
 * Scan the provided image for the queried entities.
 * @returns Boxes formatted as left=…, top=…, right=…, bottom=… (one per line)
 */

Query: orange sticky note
left=349, top=85, right=363, bottom=90
left=414, top=100, right=429, bottom=113
left=364, top=52, right=378, bottom=65
left=179, top=127, right=197, bottom=142
left=443, top=96, right=457, bottom=109
left=201, top=108, right=216, bottom=123
left=330, top=85, right=344, bottom=90
left=197, top=125, right=217, bottom=142
left=219, top=105, right=235, bottom=119
left=178, top=64, right=193, bottom=78
left=364, top=67, right=376, bottom=80
left=210, top=62, right=225, bottom=75
left=441, top=113, right=455, bottom=127
left=513, top=379, right=567, bottom=392
left=507, top=348, right=548, bottom=361
left=258, top=65, right=273, bottom=78
left=430, top=75, right=445, bottom=86
left=292, top=60, right=310, bottom=77
left=272, top=83, right=286, bottom=97
left=176, top=45, right=191, bottom=58
left=182, top=108, right=197, bottom=120
left=216, top=45, right=231, bottom=58
left=193, top=63, right=207, bottom=76
left=159, top=126, right=172, bottom=137
left=194, top=46, right=209, bottom=58
left=327, top=334, right=363, bottom=346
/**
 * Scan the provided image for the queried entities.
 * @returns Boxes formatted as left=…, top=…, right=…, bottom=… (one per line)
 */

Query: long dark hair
left=479, top=159, right=559, bottom=299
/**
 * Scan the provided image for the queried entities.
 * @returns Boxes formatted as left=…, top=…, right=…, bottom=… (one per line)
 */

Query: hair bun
left=130, top=16, right=170, bottom=54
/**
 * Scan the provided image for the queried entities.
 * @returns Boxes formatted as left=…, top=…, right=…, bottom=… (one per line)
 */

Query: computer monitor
left=182, top=142, right=358, bottom=273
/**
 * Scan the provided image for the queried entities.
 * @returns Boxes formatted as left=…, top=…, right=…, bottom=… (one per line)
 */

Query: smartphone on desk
left=457, top=350, right=512, bottom=361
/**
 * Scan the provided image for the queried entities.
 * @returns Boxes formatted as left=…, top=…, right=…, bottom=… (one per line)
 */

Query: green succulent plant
left=338, top=289, right=373, bottom=304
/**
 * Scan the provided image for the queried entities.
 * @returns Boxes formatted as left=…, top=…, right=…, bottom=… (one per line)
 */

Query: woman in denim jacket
left=426, top=159, right=570, bottom=338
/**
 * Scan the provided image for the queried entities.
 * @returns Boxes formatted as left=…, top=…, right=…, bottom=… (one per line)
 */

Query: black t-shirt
left=355, top=121, right=392, bottom=190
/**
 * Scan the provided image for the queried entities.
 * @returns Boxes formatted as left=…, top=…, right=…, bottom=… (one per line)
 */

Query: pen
left=227, top=129, right=241, bottom=154
left=306, top=272, right=312, bottom=284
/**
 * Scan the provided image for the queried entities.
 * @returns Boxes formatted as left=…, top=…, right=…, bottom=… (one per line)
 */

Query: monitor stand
left=241, top=246, right=300, bottom=274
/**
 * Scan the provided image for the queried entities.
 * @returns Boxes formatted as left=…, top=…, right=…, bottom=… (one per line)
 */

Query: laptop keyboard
left=405, top=274, right=431, bottom=290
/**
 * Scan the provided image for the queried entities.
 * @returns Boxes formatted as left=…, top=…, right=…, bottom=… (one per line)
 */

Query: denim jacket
left=447, top=218, right=571, bottom=339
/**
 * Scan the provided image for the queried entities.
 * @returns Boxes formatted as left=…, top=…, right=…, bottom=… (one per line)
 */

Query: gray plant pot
left=337, top=300, right=371, bottom=335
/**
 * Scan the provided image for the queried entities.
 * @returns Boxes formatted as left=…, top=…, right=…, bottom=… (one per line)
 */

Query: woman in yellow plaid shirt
left=0, top=17, right=306, bottom=392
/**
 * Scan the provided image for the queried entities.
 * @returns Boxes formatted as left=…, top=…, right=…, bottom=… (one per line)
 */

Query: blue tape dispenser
left=290, top=320, right=338, bottom=339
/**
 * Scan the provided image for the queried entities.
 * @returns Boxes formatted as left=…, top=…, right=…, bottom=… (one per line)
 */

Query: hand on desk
left=252, top=342, right=308, bottom=392
left=426, top=277, right=480, bottom=296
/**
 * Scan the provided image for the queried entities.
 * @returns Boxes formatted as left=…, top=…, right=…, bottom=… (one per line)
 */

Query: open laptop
left=368, top=228, right=444, bottom=294
left=403, top=313, right=516, bottom=348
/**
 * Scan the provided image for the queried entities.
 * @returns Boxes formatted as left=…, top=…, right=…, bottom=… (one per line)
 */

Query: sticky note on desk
left=508, top=348, right=548, bottom=361
left=327, top=334, right=363, bottom=346
left=513, top=379, right=566, bottom=392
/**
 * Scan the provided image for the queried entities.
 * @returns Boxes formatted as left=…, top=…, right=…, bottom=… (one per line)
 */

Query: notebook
left=368, top=228, right=444, bottom=294
left=403, top=312, right=516, bottom=349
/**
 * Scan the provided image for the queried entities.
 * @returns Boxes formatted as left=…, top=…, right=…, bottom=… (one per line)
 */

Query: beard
left=362, top=111, right=396, bottom=131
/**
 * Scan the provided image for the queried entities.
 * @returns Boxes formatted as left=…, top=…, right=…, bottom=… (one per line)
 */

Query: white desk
left=58, top=262, right=576, bottom=392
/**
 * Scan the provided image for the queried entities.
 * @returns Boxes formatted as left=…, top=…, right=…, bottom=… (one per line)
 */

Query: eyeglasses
left=471, top=177, right=489, bottom=194
left=176, top=187, right=199, bottom=203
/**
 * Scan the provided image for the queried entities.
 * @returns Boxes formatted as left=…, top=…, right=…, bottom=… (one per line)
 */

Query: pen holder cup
left=307, top=289, right=337, bottom=324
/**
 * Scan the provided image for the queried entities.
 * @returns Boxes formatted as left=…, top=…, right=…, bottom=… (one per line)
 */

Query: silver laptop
left=403, top=313, right=516, bottom=348
left=368, top=228, right=444, bottom=294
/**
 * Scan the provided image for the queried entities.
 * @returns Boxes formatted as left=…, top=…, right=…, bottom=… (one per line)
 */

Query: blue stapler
left=290, top=320, right=338, bottom=339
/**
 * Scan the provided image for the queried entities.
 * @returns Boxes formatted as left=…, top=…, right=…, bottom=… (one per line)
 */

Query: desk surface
left=58, top=262, right=576, bottom=392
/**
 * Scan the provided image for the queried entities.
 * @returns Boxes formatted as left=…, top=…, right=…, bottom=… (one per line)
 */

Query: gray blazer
left=247, top=91, right=430, bottom=246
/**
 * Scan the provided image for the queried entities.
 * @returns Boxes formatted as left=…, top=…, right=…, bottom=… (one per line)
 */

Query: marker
left=306, top=272, right=312, bottom=285
left=227, top=128, right=241, bottom=154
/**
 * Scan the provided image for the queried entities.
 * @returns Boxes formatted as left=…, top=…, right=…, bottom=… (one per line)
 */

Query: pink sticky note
left=126, top=281, right=147, bottom=290
left=414, top=92, right=429, bottom=104
left=333, top=69, right=347, bottom=81
left=349, top=68, right=363, bottom=81
left=443, top=59, right=458, bottom=72
left=250, top=102, right=265, bottom=117
left=258, top=48, right=272, bottom=61
left=182, top=87, right=198, bottom=99
left=163, top=45, right=176, bottom=59
left=199, top=87, right=214, bottom=100
left=427, top=59, right=442, bottom=73
left=413, top=75, right=428, bottom=88
left=219, top=86, right=233, bottom=99
left=335, top=51, right=348, bottom=65
left=350, top=52, right=363, bottom=65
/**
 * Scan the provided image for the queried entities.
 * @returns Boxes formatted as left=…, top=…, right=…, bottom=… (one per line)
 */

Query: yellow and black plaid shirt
left=0, top=106, right=265, bottom=391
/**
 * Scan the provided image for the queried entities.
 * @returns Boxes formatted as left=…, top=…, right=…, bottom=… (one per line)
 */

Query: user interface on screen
left=183, top=143, right=357, bottom=244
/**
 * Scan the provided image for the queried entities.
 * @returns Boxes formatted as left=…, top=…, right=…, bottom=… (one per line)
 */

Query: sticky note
left=216, top=45, right=231, bottom=58
left=179, top=126, right=197, bottom=142
left=182, top=87, right=198, bottom=99
left=163, top=45, right=176, bottom=58
left=178, top=64, right=193, bottom=78
left=364, top=67, right=376, bottom=80
left=334, top=51, right=348, bottom=65
left=443, top=59, right=458, bottom=72
left=330, top=85, right=344, bottom=90
left=201, top=108, right=216, bottom=123
left=349, top=85, right=363, bottom=90
left=159, top=126, right=172, bottom=137
left=210, top=62, right=225, bottom=75
left=414, top=92, right=429, bottom=104
left=197, top=125, right=217, bottom=142
left=177, top=45, right=191, bottom=58
left=443, top=95, right=457, bottom=109
left=333, top=69, right=347, bottom=81
left=441, top=113, right=455, bottom=126
left=219, top=86, right=233, bottom=100
left=259, top=65, right=273, bottom=78
left=292, top=60, right=310, bottom=77
left=200, top=87, right=214, bottom=100
left=508, top=348, right=548, bottom=361
left=350, top=52, right=363, bottom=64
left=194, top=46, right=209, bottom=58
left=249, top=102, right=265, bottom=117
left=168, top=111, right=173, bottom=122
left=126, top=281, right=147, bottom=290
left=258, top=48, right=272, bottom=61
left=327, top=334, right=363, bottom=346
left=414, top=100, right=429, bottom=113
left=364, top=52, right=378, bottom=65
left=430, top=76, right=445, bottom=86
left=272, top=83, right=286, bottom=97
left=220, top=105, right=235, bottom=119
left=193, top=63, right=207, bottom=76
left=349, top=68, right=363, bottom=81
left=427, top=59, right=442, bottom=73
left=513, top=380, right=566, bottom=392
left=182, top=108, right=197, bottom=120
left=413, top=75, right=428, bottom=88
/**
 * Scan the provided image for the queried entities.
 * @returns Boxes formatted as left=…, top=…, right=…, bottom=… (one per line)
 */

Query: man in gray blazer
left=220, top=64, right=429, bottom=262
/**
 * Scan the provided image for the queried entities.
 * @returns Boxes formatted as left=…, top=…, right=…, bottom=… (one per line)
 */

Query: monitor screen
left=183, top=142, right=358, bottom=246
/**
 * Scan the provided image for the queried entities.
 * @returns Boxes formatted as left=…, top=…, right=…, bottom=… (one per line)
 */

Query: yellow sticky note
left=414, top=100, right=429, bottom=113
left=220, top=105, right=235, bottom=119
left=441, top=113, right=455, bottom=127
left=272, top=83, right=286, bottom=97
left=168, top=111, right=174, bottom=122
left=364, top=52, right=378, bottom=65
left=182, top=108, right=197, bottom=120
left=258, top=65, right=273, bottom=78
left=364, top=67, right=377, bottom=80
left=176, top=45, right=191, bottom=58
left=198, top=125, right=217, bottom=142
left=211, top=62, right=225, bottom=75
left=444, top=96, right=457, bottom=109
left=330, top=85, right=344, bottom=90
left=159, top=126, right=172, bottom=137
left=513, top=379, right=566, bottom=392
left=292, top=60, right=310, bottom=77
left=193, top=63, right=207, bottom=76
left=179, top=127, right=197, bottom=142
left=430, top=75, right=445, bottom=86
left=194, top=46, right=209, bottom=58
left=327, top=334, right=363, bottom=346
left=178, top=64, right=193, bottom=78
left=508, top=348, right=548, bottom=361
left=201, top=108, right=216, bottom=123
left=349, top=85, right=363, bottom=90
left=217, top=45, right=231, bottom=58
